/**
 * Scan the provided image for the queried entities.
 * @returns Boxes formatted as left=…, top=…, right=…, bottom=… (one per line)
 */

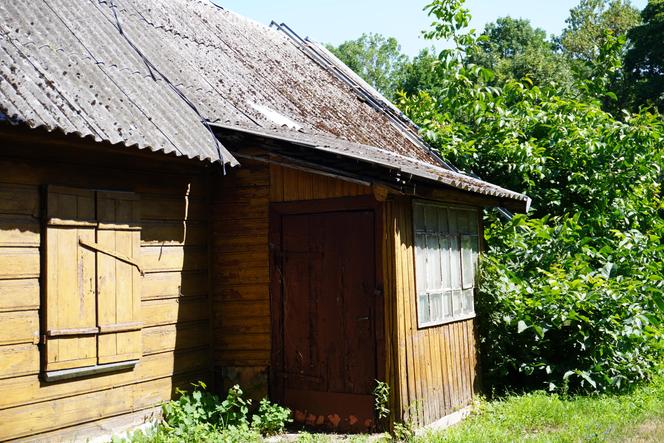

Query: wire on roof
left=107, top=0, right=228, bottom=171
left=270, top=21, right=457, bottom=172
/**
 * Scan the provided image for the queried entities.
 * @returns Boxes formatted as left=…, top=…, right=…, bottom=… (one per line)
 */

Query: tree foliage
left=397, top=0, right=664, bottom=394
left=325, top=33, right=408, bottom=99
left=559, top=0, right=641, bottom=62
left=625, top=0, right=664, bottom=111
left=471, top=17, right=574, bottom=90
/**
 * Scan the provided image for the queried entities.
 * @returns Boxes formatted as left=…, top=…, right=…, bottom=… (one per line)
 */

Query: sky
left=213, top=0, right=647, bottom=57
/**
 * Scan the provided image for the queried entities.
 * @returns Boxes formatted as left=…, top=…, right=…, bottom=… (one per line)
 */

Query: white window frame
left=413, top=200, right=480, bottom=328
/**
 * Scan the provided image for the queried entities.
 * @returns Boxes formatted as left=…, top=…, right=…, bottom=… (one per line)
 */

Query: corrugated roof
left=0, top=0, right=528, bottom=209
left=212, top=122, right=532, bottom=211
left=0, top=0, right=445, bottom=166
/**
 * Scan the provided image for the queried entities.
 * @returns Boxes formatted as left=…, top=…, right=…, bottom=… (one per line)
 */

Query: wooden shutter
left=96, top=191, right=142, bottom=364
left=45, top=186, right=98, bottom=371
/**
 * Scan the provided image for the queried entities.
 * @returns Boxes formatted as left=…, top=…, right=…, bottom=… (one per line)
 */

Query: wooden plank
left=142, top=271, right=208, bottom=300
left=214, top=300, right=270, bottom=316
left=270, top=163, right=284, bottom=201
left=0, top=279, right=39, bottom=312
left=0, top=215, right=40, bottom=247
left=214, top=252, right=268, bottom=270
left=142, top=322, right=210, bottom=355
left=141, top=245, right=208, bottom=273
left=214, top=349, right=270, bottom=366
left=0, top=311, right=39, bottom=345
left=0, top=378, right=175, bottom=441
left=439, top=323, right=452, bottom=414
left=13, top=406, right=162, bottom=443
left=215, top=333, right=270, bottom=351
left=214, top=284, right=269, bottom=302
left=0, top=348, right=210, bottom=410
left=0, top=247, right=40, bottom=280
left=141, top=221, right=207, bottom=246
left=141, top=297, right=210, bottom=327
left=0, top=184, right=39, bottom=217
left=216, top=236, right=268, bottom=254
left=141, top=195, right=207, bottom=222
left=215, top=265, right=269, bottom=284
left=214, top=316, right=270, bottom=335
left=0, top=344, right=39, bottom=379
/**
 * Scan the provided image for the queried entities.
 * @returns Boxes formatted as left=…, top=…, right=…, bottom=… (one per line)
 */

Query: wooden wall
left=383, top=197, right=478, bottom=427
left=0, top=132, right=212, bottom=441
left=211, top=160, right=372, bottom=397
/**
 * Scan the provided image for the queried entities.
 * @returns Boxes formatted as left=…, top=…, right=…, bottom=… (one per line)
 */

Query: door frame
left=268, top=195, right=385, bottom=406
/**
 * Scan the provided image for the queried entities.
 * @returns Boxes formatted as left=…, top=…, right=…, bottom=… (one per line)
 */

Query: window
left=414, top=201, right=479, bottom=327
left=44, top=186, right=142, bottom=379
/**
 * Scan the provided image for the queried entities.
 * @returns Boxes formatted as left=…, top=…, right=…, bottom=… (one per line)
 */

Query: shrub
left=251, top=398, right=292, bottom=436
left=400, top=0, right=664, bottom=395
left=124, top=382, right=292, bottom=441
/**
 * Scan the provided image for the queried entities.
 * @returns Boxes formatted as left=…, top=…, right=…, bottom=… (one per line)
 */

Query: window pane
left=442, top=290, right=453, bottom=317
left=461, top=235, right=477, bottom=289
left=426, top=235, right=442, bottom=291
left=448, top=208, right=458, bottom=234
left=424, top=206, right=438, bottom=232
left=418, top=293, right=431, bottom=325
left=450, top=236, right=461, bottom=289
left=430, top=292, right=443, bottom=322
left=462, top=288, right=475, bottom=315
left=415, top=233, right=427, bottom=293
left=414, top=204, right=425, bottom=231
left=457, top=209, right=479, bottom=234
left=437, top=207, right=449, bottom=234
left=451, top=289, right=462, bottom=316
left=440, top=236, right=451, bottom=289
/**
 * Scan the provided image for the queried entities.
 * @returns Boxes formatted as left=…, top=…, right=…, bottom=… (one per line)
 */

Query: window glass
left=414, top=201, right=479, bottom=327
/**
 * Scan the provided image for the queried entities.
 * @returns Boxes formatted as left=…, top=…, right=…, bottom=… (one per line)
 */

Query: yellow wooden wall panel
left=142, top=245, right=208, bottom=273
left=142, top=322, right=210, bottom=355
left=0, top=311, right=39, bottom=346
left=0, top=348, right=209, bottom=411
left=141, top=297, right=210, bottom=327
left=142, top=271, right=208, bottom=300
left=0, top=148, right=212, bottom=441
left=0, top=378, right=166, bottom=440
left=0, top=216, right=40, bottom=247
left=0, top=344, right=39, bottom=379
left=386, top=197, right=479, bottom=427
left=0, top=184, right=40, bottom=217
left=0, top=247, right=40, bottom=280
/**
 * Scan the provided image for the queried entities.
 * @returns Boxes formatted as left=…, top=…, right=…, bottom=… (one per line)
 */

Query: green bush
left=400, top=0, right=664, bottom=394
left=251, top=398, right=292, bottom=436
left=118, top=382, right=291, bottom=442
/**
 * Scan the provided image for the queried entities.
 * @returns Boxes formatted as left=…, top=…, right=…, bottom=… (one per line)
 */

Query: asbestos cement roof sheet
left=0, top=0, right=444, bottom=166
left=212, top=122, right=532, bottom=210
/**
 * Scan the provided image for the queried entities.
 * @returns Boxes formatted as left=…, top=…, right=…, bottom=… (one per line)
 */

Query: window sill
left=419, top=313, right=476, bottom=329
left=43, top=359, right=139, bottom=382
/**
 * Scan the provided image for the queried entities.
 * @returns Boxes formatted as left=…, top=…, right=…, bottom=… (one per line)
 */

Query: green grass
left=417, top=374, right=664, bottom=443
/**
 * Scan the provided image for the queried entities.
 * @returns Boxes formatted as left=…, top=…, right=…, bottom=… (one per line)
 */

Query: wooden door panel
left=277, top=209, right=377, bottom=431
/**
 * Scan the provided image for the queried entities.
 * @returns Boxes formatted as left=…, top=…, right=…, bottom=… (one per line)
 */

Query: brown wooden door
left=273, top=209, right=377, bottom=432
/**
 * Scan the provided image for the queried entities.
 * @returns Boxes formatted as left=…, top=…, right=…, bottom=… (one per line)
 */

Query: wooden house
left=0, top=0, right=530, bottom=440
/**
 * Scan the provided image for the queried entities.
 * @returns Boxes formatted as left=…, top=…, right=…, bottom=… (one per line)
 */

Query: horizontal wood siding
left=211, top=160, right=372, bottom=396
left=0, top=136, right=212, bottom=441
left=385, top=198, right=478, bottom=427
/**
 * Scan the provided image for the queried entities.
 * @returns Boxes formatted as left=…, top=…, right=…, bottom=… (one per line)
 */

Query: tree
left=559, top=0, right=641, bottom=62
left=471, top=17, right=574, bottom=90
left=394, top=47, right=441, bottom=96
left=625, top=0, right=664, bottom=110
left=326, top=33, right=408, bottom=99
